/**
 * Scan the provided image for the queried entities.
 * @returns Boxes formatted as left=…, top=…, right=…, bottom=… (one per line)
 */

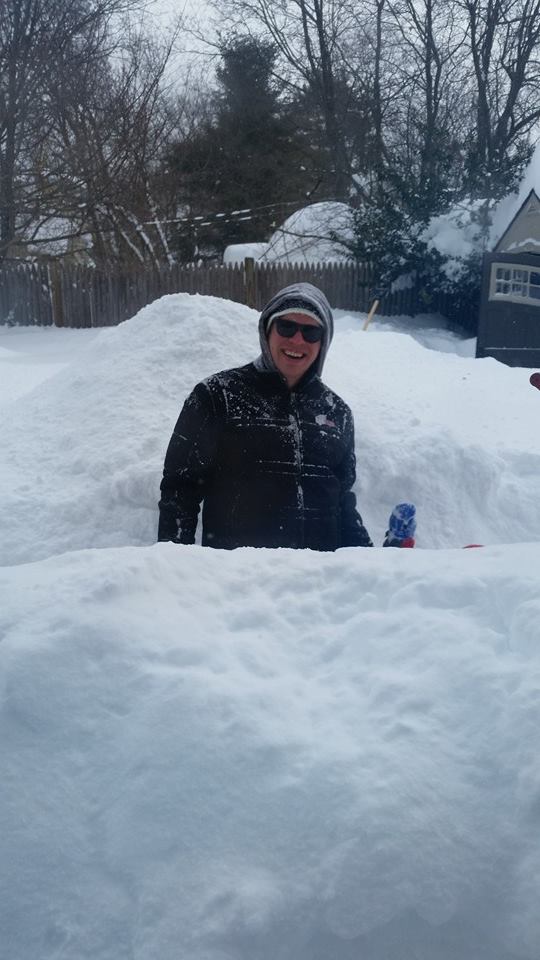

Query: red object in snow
left=463, top=544, right=484, bottom=549
left=530, top=372, right=540, bottom=390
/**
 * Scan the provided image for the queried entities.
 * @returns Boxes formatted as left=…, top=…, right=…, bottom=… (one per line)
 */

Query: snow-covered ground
left=0, top=325, right=99, bottom=407
left=1, top=296, right=540, bottom=960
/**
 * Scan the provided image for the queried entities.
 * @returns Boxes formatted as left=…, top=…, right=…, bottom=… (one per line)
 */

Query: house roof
left=494, top=188, right=540, bottom=254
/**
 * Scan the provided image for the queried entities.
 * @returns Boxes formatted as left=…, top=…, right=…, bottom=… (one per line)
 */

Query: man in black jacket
left=158, top=282, right=374, bottom=551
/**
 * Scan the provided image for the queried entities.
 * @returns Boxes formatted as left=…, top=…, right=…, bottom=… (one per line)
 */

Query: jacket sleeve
left=337, top=410, right=373, bottom=548
left=158, top=382, right=219, bottom=544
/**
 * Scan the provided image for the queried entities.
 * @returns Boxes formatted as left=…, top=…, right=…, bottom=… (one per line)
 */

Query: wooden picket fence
left=0, top=258, right=461, bottom=328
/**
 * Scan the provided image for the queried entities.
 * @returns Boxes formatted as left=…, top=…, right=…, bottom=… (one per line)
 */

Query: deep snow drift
left=1, top=294, right=539, bottom=565
left=1, top=296, right=540, bottom=960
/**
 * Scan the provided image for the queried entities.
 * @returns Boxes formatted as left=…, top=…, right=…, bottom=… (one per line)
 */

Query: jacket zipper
left=290, top=393, right=305, bottom=547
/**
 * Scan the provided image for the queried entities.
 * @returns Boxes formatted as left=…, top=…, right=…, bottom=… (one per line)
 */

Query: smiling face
left=267, top=312, right=322, bottom=389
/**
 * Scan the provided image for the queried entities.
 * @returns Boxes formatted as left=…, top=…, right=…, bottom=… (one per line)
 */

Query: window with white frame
left=491, top=264, right=540, bottom=304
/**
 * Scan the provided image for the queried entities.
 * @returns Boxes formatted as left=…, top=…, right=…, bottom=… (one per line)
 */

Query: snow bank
left=0, top=295, right=255, bottom=565
left=223, top=202, right=355, bottom=265
left=2, top=541, right=540, bottom=960
left=1, top=292, right=538, bottom=566
left=2, top=295, right=540, bottom=960
left=263, top=201, right=353, bottom=264
left=0, top=326, right=99, bottom=406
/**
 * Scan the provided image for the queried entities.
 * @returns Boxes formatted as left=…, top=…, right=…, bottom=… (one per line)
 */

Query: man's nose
left=289, top=329, right=304, bottom=343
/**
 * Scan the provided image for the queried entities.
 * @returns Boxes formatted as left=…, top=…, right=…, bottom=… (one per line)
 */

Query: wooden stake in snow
left=363, top=298, right=380, bottom=331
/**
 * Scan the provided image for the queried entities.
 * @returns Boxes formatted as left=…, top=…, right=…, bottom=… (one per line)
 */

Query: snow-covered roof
left=262, top=201, right=353, bottom=264
left=22, top=217, right=81, bottom=257
left=222, top=242, right=268, bottom=265
left=494, top=189, right=540, bottom=255
left=223, top=202, right=354, bottom=266
left=490, top=142, right=540, bottom=248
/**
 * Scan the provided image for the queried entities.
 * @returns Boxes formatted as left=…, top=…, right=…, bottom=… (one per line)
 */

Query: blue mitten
left=383, top=503, right=416, bottom=547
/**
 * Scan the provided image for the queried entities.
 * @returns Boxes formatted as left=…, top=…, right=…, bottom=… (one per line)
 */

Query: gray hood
left=256, top=282, right=334, bottom=380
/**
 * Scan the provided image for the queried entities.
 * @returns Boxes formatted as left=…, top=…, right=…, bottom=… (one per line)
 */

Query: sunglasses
left=273, top=318, right=324, bottom=343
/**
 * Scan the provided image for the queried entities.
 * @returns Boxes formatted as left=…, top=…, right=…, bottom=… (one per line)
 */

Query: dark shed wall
left=477, top=252, right=540, bottom=366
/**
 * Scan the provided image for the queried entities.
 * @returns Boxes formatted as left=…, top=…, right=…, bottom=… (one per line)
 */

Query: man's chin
left=280, top=353, right=309, bottom=370
left=280, top=362, right=308, bottom=379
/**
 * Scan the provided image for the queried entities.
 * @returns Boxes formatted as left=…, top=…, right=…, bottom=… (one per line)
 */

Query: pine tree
left=168, top=35, right=318, bottom=257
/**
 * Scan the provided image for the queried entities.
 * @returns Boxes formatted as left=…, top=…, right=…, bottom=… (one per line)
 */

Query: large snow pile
left=224, top=202, right=354, bottom=265
left=264, top=201, right=354, bottom=263
left=1, top=296, right=540, bottom=960
left=1, top=294, right=538, bottom=566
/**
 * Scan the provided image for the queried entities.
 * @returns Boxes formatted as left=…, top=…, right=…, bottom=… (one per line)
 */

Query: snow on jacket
left=158, top=361, right=373, bottom=551
left=158, top=282, right=373, bottom=551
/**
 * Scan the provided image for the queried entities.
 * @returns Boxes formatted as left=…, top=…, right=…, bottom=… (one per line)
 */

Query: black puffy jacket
left=158, top=362, right=373, bottom=551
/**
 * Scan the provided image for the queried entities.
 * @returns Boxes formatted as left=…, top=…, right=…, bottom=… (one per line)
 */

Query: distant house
left=477, top=189, right=540, bottom=367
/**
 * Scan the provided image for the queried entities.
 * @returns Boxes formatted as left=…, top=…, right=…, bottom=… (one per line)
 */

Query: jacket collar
left=251, top=357, right=320, bottom=395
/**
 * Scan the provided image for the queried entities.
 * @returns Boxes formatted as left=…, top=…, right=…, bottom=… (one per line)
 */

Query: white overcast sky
left=147, top=0, right=217, bottom=82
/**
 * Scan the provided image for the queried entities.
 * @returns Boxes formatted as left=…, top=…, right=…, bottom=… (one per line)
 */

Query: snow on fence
left=0, top=258, right=457, bottom=327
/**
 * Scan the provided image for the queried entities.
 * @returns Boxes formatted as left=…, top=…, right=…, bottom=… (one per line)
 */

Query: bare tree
left=44, top=22, right=180, bottom=266
left=371, top=0, right=387, bottom=188
left=0, top=0, right=148, bottom=260
left=347, top=0, right=406, bottom=196
left=382, top=0, right=468, bottom=212
left=459, top=0, right=540, bottom=197
left=207, top=0, right=365, bottom=197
